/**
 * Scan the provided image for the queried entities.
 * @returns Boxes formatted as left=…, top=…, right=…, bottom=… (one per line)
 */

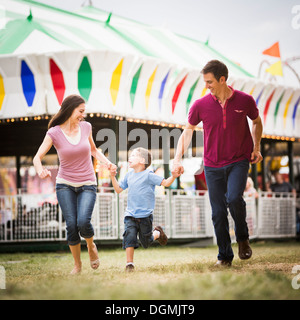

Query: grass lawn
left=0, top=241, right=299, bottom=300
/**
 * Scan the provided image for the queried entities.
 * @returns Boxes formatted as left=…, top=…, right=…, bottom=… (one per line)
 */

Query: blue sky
left=33, top=0, right=300, bottom=87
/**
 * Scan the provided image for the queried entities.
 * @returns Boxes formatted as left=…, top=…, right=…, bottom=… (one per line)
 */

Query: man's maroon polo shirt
left=188, top=87, right=259, bottom=168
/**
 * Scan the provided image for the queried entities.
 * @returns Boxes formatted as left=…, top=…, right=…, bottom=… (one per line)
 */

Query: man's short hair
left=201, top=60, right=228, bottom=81
left=135, top=147, right=152, bottom=169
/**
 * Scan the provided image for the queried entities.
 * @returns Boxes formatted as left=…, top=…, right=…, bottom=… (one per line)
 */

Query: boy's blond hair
left=134, top=147, right=152, bottom=169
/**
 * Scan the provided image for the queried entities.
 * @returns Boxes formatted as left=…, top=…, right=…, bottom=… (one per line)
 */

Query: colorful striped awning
left=1, top=52, right=299, bottom=139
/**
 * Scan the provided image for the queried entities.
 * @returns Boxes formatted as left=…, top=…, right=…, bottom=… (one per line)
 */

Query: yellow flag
left=265, top=60, right=283, bottom=76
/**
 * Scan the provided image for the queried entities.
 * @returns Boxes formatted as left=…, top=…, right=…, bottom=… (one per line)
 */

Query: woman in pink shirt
left=33, top=94, right=116, bottom=274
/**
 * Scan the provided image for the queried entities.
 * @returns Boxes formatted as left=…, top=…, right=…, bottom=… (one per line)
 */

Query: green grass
left=0, top=241, right=299, bottom=300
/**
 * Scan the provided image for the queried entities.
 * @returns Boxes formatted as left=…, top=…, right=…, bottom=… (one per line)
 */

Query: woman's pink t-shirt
left=47, top=121, right=96, bottom=184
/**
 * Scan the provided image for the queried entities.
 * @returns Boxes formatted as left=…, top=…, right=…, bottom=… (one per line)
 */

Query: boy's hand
left=172, top=170, right=181, bottom=178
left=106, top=163, right=117, bottom=173
left=108, top=164, right=117, bottom=177
left=106, top=162, right=117, bottom=171
left=110, top=169, right=117, bottom=177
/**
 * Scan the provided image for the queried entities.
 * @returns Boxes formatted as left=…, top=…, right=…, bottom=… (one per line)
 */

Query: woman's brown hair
left=48, top=94, right=85, bottom=129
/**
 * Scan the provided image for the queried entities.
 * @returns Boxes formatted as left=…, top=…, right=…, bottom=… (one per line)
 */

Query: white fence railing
left=257, top=192, right=296, bottom=238
left=170, top=190, right=213, bottom=238
left=0, top=190, right=297, bottom=243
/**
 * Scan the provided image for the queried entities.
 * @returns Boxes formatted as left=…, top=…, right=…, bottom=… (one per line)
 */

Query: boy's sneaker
left=125, top=263, right=135, bottom=272
left=154, top=226, right=168, bottom=246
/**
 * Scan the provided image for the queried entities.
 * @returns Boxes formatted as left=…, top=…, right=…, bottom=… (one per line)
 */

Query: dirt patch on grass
left=245, top=262, right=296, bottom=276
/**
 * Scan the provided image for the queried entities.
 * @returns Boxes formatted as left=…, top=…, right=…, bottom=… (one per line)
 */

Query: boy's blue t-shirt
left=119, top=169, right=164, bottom=218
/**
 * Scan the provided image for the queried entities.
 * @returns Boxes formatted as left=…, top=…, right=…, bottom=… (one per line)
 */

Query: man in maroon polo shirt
left=172, top=60, right=263, bottom=266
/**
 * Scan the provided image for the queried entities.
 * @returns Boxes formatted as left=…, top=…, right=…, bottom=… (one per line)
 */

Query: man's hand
left=251, top=150, right=263, bottom=164
left=171, top=161, right=184, bottom=176
left=172, top=123, right=196, bottom=177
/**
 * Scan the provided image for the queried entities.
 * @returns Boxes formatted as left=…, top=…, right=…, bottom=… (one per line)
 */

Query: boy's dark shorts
left=122, top=215, right=154, bottom=249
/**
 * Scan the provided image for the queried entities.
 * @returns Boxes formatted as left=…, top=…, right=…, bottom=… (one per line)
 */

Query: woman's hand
left=38, top=168, right=52, bottom=179
left=107, top=162, right=117, bottom=175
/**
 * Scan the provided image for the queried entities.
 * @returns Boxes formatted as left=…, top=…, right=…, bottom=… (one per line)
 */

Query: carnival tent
left=0, top=0, right=299, bottom=138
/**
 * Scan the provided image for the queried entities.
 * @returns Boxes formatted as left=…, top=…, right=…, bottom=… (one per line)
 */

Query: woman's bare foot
left=88, top=243, right=100, bottom=270
left=70, top=262, right=82, bottom=275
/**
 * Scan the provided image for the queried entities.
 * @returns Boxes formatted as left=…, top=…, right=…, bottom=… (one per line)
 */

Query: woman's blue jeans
left=56, top=184, right=97, bottom=246
left=204, top=159, right=250, bottom=261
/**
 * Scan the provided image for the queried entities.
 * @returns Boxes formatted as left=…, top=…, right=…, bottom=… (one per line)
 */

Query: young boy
left=109, top=147, right=179, bottom=272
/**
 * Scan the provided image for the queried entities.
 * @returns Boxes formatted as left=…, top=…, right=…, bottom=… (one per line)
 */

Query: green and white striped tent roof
left=0, top=0, right=253, bottom=75
left=0, top=0, right=299, bottom=139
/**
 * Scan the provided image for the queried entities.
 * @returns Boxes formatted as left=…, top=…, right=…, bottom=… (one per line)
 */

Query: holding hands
left=106, top=162, right=117, bottom=174
left=171, top=161, right=184, bottom=177
left=171, top=168, right=181, bottom=178
left=107, top=162, right=117, bottom=177
left=96, top=161, right=117, bottom=175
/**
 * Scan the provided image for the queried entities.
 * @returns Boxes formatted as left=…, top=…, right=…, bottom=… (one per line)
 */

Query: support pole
left=251, top=163, right=258, bottom=190
left=16, top=155, right=21, bottom=191
left=288, top=141, right=294, bottom=186
left=261, top=140, right=266, bottom=191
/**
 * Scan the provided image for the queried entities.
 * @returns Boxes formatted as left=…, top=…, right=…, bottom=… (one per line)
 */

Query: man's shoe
left=238, top=239, right=252, bottom=260
left=214, top=260, right=232, bottom=267
left=154, top=226, right=168, bottom=246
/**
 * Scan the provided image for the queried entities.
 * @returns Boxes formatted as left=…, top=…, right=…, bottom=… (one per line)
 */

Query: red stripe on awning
left=50, top=59, right=65, bottom=105
left=172, top=74, right=187, bottom=114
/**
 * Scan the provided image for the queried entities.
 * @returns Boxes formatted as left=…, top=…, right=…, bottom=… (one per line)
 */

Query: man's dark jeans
left=204, top=159, right=250, bottom=261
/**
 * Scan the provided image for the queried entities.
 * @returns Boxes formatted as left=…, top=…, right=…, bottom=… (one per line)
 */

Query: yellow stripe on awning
left=0, top=74, right=5, bottom=111
left=283, top=93, right=293, bottom=128
left=110, top=59, right=123, bottom=106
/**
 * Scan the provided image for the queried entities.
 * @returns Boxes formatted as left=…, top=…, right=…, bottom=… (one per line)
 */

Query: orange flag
left=262, top=42, right=281, bottom=58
